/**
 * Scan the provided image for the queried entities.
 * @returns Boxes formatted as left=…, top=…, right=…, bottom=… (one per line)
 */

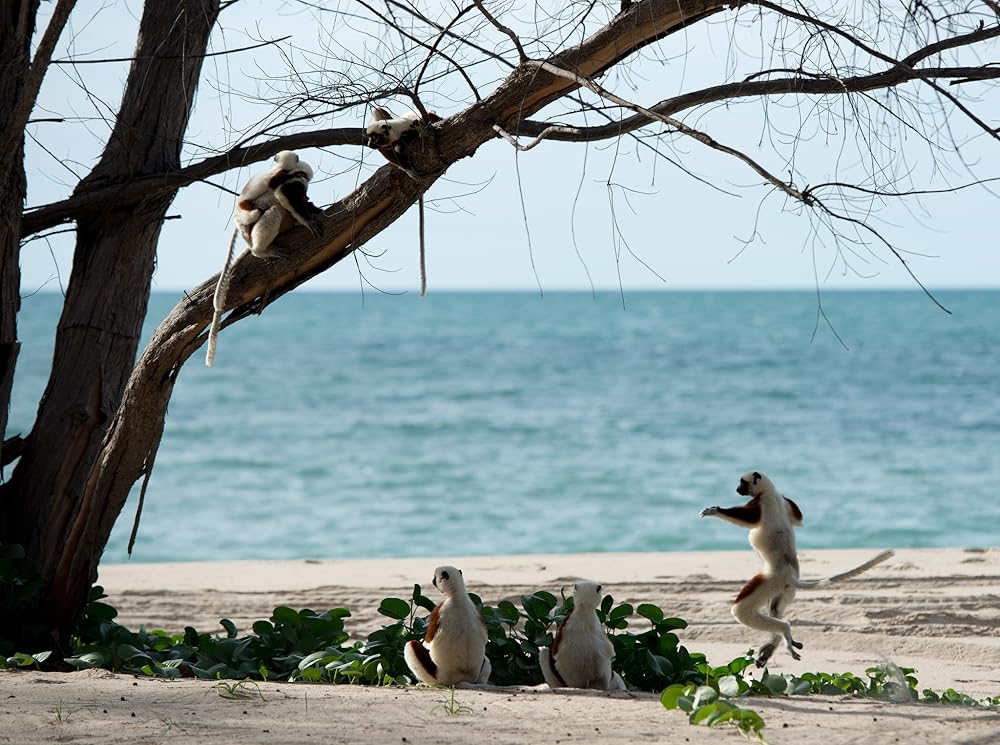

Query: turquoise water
left=10, top=290, right=999, bottom=563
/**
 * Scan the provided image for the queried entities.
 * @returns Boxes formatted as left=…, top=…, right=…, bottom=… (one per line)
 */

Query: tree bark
left=0, top=1, right=41, bottom=483
left=0, top=0, right=221, bottom=649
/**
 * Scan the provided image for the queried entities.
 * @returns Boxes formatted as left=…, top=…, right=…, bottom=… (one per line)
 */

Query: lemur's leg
left=249, top=206, right=286, bottom=258
left=753, top=583, right=799, bottom=667
left=731, top=573, right=801, bottom=666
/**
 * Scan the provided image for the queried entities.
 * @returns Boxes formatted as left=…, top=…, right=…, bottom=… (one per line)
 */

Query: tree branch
left=21, top=127, right=364, bottom=237
left=2, top=0, right=77, bottom=158
left=510, top=58, right=1000, bottom=145
left=519, top=58, right=811, bottom=205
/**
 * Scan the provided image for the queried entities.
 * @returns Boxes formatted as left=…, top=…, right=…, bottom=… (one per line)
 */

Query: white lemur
left=700, top=470, right=894, bottom=667
left=404, top=565, right=492, bottom=686
left=539, top=581, right=626, bottom=690
left=206, top=150, right=322, bottom=367
left=363, top=106, right=441, bottom=297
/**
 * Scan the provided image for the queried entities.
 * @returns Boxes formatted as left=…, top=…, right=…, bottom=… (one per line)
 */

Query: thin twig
left=492, top=123, right=584, bottom=151
left=522, top=58, right=812, bottom=204
left=473, top=0, right=527, bottom=61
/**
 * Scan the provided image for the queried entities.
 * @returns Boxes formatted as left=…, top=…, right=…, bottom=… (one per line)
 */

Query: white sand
left=2, top=547, right=999, bottom=744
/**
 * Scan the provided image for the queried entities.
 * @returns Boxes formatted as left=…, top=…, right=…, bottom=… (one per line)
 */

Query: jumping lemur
left=700, top=470, right=894, bottom=667
left=404, top=565, right=492, bottom=686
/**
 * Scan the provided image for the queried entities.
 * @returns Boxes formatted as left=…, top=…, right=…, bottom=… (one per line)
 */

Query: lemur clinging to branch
left=700, top=470, right=894, bottom=667
left=363, top=106, right=441, bottom=297
left=205, top=150, right=323, bottom=367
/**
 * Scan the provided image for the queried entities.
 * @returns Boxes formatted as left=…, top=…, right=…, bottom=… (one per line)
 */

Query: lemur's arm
left=700, top=499, right=761, bottom=527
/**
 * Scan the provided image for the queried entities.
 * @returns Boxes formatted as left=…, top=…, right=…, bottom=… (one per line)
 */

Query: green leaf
left=65, top=651, right=107, bottom=669
left=790, top=677, right=812, bottom=695
left=763, top=673, right=790, bottom=695
left=116, top=643, right=152, bottom=663
left=86, top=601, right=118, bottom=623
left=689, top=700, right=721, bottom=725
left=220, top=619, right=238, bottom=638
left=298, top=651, right=331, bottom=670
left=660, top=684, right=693, bottom=710
left=644, top=651, right=673, bottom=678
left=11, top=652, right=37, bottom=668
left=658, top=617, right=688, bottom=631
left=271, top=606, right=300, bottom=625
left=691, top=685, right=719, bottom=709
left=600, top=594, right=614, bottom=615
left=608, top=603, right=633, bottom=622
left=377, top=598, right=411, bottom=620
left=718, top=675, right=742, bottom=697
left=636, top=604, right=663, bottom=624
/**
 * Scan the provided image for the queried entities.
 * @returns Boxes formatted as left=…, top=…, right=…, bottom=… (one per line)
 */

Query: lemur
left=206, top=150, right=322, bottom=367
left=539, top=581, right=626, bottom=690
left=700, top=470, right=894, bottom=667
left=404, top=565, right=492, bottom=686
left=363, top=106, right=441, bottom=297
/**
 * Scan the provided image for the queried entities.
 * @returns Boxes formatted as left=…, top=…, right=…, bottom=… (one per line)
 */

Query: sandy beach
left=2, top=547, right=999, bottom=743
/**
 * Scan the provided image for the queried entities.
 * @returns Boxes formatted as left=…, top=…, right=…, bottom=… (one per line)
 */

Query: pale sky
left=21, top=1, right=1000, bottom=295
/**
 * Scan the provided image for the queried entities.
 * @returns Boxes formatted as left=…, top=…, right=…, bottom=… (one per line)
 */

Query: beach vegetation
left=429, top=687, right=474, bottom=716
left=661, top=654, right=1000, bottom=741
left=2, top=580, right=998, bottom=743
left=3, top=583, right=994, bottom=709
left=214, top=680, right=266, bottom=701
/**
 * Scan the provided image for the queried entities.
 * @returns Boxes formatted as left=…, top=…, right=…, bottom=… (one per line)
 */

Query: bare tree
left=3, top=0, right=998, bottom=651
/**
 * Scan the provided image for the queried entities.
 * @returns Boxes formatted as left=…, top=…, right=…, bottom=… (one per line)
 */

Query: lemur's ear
left=752, top=471, right=761, bottom=484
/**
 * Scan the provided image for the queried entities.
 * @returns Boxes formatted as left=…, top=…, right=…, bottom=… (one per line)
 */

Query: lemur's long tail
left=790, top=549, right=894, bottom=589
left=206, top=227, right=238, bottom=367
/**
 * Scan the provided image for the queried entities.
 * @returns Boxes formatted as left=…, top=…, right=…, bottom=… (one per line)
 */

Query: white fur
left=233, top=150, right=315, bottom=259
left=539, top=581, right=625, bottom=690
left=701, top=470, right=893, bottom=666
left=364, top=107, right=421, bottom=148
left=404, top=565, right=491, bottom=686
left=206, top=150, right=318, bottom=367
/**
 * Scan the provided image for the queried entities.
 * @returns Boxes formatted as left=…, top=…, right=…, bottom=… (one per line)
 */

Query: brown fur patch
left=720, top=499, right=762, bottom=525
left=267, top=169, right=291, bottom=189
left=551, top=610, right=572, bottom=656
left=785, top=497, right=803, bottom=523
left=735, top=572, right=768, bottom=602
left=237, top=199, right=256, bottom=211
left=407, top=640, right=437, bottom=678
left=424, top=605, right=440, bottom=642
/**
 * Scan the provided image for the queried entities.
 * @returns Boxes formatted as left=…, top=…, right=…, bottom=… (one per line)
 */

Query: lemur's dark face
left=432, top=566, right=460, bottom=591
left=737, top=471, right=763, bottom=496
left=432, top=568, right=448, bottom=589
left=364, top=122, right=393, bottom=149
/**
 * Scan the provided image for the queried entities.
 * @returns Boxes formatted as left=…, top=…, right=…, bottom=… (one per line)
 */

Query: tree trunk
left=0, top=2, right=40, bottom=480
left=0, top=0, right=220, bottom=650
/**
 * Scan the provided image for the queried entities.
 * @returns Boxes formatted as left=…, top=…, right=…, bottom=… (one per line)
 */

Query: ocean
left=10, top=289, right=999, bottom=563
